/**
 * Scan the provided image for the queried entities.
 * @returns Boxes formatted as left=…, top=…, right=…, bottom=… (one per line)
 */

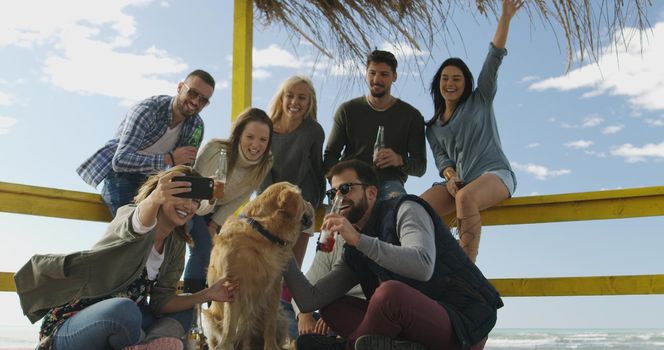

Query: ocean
left=1, top=327, right=663, bottom=349
left=487, top=329, right=664, bottom=349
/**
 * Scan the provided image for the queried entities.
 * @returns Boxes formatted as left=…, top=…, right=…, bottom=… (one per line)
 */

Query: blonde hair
left=268, top=75, right=317, bottom=127
left=133, top=165, right=199, bottom=244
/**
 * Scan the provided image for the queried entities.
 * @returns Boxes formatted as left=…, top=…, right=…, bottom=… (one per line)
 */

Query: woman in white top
left=183, top=108, right=274, bottom=293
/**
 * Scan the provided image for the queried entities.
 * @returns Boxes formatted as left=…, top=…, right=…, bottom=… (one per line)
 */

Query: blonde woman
left=260, top=75, right=325, bottom=339
left=15, top=166, right=238, bottom=350
left=183, top=108, right=273, bottom=293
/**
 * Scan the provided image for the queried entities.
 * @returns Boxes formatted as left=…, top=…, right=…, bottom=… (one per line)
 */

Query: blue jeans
left=281, top=300, right=299, bottom=340
left=378, top=180, right=406, bottom=201
left=101, top=172, right=148, bottom=217
left=52, top=297, right=192, bottom=350
left=184, top=215, right=213, bottom=280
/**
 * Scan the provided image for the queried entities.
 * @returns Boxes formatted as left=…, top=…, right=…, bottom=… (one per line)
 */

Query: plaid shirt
left=77, top=95, right=204, bottom=188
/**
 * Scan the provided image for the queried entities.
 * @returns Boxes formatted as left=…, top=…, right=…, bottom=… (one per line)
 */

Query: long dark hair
left=428, top=58, right=474, bottom=125
left=225, top=107, right=273, bottom=185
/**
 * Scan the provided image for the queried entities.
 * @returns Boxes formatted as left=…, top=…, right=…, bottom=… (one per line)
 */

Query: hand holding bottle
left=317, top=194, right=344, bottom=252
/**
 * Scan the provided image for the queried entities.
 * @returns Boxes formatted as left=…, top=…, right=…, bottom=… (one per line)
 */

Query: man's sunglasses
left=183, top=83, right=211, bottom=106
left=325, top=183, right=366, bottom=201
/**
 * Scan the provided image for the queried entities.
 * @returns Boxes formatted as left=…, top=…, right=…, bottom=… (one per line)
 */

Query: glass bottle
left=373, top=125, right=385, bottom=163
left=317, top=193, right=344, bottom=252
left=186, top=303, right=207, bottom=350
left=212, top=148, right=228, bottom=199
left=188, top=125, right=203, bottom=147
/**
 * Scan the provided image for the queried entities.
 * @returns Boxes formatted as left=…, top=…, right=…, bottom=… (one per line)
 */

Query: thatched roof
left=254, top=0, right=652, bottom=71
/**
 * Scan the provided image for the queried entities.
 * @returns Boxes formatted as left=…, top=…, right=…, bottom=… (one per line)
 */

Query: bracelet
left=443, top=168, right=455, bottom=181
left=167, top=151, right=174, bottom=165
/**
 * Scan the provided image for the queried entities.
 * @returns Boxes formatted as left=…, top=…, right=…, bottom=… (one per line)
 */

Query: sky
left=1, top=0, right=664, bottom=340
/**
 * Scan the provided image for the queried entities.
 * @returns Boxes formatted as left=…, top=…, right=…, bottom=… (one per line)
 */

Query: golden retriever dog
left=203, top=182, right=313, bottom=350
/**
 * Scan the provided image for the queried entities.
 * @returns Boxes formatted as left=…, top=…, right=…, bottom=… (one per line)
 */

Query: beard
left=174, top=95, right=196, bottom=118
left=345, top=195, right=369, bottom=224
left=369, top=86, right=386, bottom=98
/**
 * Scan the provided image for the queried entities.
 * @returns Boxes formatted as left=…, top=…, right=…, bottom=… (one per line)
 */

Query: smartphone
left=172, top=176, right=214, bottom=200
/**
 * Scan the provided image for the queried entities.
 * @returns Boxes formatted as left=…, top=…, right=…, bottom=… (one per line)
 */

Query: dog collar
left=238, top=214, right=287, bottom=246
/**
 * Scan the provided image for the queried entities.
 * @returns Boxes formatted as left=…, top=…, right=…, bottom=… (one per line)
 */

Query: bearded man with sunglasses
left=286, top=159, right=503, bottom=350
left=78, top=69, right=215, bottom=216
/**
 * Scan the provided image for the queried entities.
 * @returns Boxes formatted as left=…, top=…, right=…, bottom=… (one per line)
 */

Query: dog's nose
left=301, top=215, right=312, bottom=229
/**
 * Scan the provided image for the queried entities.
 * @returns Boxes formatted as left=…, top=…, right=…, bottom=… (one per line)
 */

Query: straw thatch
left=254, top=0, right=652, bottom=71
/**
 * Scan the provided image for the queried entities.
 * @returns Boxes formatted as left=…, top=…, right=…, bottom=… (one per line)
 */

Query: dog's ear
left=276, top=188, right=302, bottom=221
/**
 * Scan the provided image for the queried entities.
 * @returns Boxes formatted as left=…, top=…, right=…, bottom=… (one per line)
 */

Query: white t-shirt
left=139, top=122, right=184, bottom=155
left=131, top=206, right=165, bottom=280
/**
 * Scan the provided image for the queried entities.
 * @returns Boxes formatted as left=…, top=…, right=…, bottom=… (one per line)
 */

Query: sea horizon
left=1, top=326, right=663, bottom=349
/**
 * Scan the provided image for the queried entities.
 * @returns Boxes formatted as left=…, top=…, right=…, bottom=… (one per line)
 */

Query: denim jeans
left=184, top=215, right=213, bottom=280
left=51, top=297, right=193, bottom=350
left=280, top=300, right=299, bottom=340
left=378, top=180, right=406, bottom=201
left=101, top=172, right=148, bottom=217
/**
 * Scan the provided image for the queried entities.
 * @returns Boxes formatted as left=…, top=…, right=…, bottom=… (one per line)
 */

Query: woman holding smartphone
left=15, top=165, right=238, bottom=350
left=183, top=108, right=273, bottom=293
left=421, top=0, right=522, bottom=263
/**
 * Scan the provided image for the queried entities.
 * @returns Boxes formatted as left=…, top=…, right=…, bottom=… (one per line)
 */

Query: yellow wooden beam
left=231, top=0, right=253, bottom=121
left=444, top=186, right=664, bottom=227
left=1, top=272, right=15, bottom=292
left=5, top=270, right=664, bottom=296
left=2, top=182, right=664, bottom=227
left=490, top=274, right=664, bottom=297
left=0, top=182, right=111, bottom=222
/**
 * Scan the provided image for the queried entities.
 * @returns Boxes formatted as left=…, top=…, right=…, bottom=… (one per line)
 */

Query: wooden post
left=231, top=0, right=253, bottom=121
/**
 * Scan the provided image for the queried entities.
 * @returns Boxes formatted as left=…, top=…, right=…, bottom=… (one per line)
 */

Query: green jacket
left=14, top=205, right=186, bottom=324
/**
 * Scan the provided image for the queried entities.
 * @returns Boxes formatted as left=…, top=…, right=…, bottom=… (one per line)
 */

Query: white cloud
left=644, top=118, right=664, bottom=127
left=0, top=116, right=18, bottom=135
left=565, top=140, right=594, bottom=149
left=0, top=91, right=13, bottom=106
left=529, top=20, right=664, bottom=111
left=581, top=115, right=603, bottom=127
left=511, top=162, right=571, bottom=180
left=379, top=41, right=427, bottom=59
left=611, top=142, right=664, bottom=163
left=519, top=75, right=538, bottom=83
left=253, top=69, right=271, bottom=80
left=253, top=44, right=314, bottom=70
left=560, top=115, right=604, bottom=129
left=584, top=150, right=607, bottom=158
left=526, top=142, right=540, bottom=149
left=602, top=124, right=624, bottom=134
left=0, top=0, right=189, bottom=103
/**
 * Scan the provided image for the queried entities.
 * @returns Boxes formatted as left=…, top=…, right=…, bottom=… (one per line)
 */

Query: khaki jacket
left=14, top=205, right=185, bottom=323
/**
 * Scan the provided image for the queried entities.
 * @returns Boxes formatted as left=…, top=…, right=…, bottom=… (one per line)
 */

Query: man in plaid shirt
left=77, top=69, right=215, bottom=216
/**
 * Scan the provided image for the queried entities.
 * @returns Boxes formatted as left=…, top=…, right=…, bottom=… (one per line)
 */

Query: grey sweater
left=260, top=118, right=326, bottom=209
left=283, top=201, right=435, bottom=312
left=426, top=43, right=516, bottom=188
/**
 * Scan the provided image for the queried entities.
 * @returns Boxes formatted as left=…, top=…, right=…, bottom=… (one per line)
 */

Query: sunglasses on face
left=325, top=182, right=366, bottom=201
left=183, top=83, right=211, bottom=106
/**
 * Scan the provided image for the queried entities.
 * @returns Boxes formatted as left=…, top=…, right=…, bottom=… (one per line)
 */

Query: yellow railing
left=2, top=181, right=664, bottom=296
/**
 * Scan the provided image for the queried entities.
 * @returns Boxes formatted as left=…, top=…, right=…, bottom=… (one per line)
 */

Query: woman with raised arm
left=421, top=0, right=523, bottom=264
left=15, top=165, right=238, bottom=350
left=183, top=108, right=273, bottom=293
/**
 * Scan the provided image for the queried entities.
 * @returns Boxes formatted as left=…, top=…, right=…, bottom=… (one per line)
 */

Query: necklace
left=366, top=95, right=396, bottom=112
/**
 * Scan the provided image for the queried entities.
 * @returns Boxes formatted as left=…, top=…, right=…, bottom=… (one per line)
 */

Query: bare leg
left=455, top=173, right=510, bottom=262
left=420, top=185, right=456, bottom=219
